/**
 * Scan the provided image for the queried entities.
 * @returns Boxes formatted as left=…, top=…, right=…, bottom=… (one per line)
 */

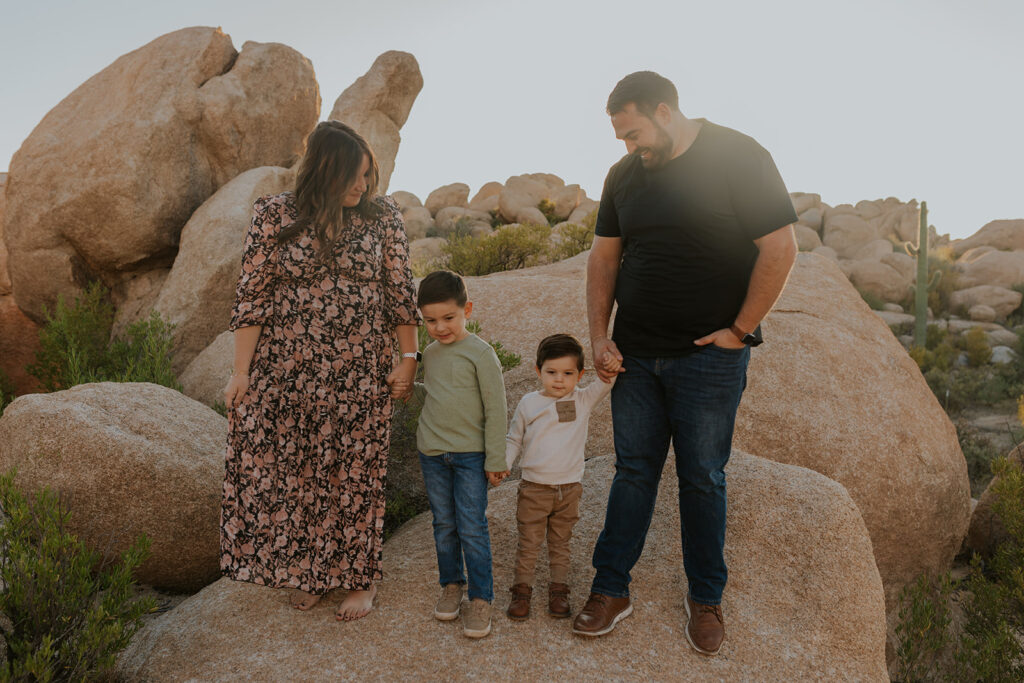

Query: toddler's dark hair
left=536, top=334, right=584, bottom=371
left=417, top=270, right=468, bottom=307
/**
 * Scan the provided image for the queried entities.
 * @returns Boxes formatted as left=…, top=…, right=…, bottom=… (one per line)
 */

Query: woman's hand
left=387, top=358, right=417, bottom=400
left=223, top=373, right=250, bottom=410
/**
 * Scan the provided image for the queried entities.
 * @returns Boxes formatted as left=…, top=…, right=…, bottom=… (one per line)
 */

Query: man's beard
left=637, top=120, right=675, bottom=170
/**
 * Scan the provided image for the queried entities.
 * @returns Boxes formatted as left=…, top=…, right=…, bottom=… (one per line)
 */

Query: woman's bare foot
left=335, top=585, right=377, bottom=621
left=291, top=590, right=322, bottom=611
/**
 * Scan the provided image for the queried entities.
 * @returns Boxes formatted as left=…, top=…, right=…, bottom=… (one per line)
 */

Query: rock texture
left=4, top=27, right=319, bottom=323
left=951, top=219, right=1024, bottom=256
left=949, top=285, right=1023, bottom=321
left=180, top=330, right=234, bottom=407
left=0, top=382, right=226, bottom=591
left=329, top=51, right=423, bottom=194
left=119, top=452, right=887, bottom=681
left=153, top=166, right=294, bottom=371
left=733, top=253, right=971, bottom=619
left=0, top=173, right=40, bottom=395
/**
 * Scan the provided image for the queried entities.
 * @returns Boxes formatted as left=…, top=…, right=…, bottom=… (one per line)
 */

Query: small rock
left=969, top=304, right=997, bottom=322
left=883, top=303, right=904, bottom=313
left=990, top=346, right=1017, bottom=365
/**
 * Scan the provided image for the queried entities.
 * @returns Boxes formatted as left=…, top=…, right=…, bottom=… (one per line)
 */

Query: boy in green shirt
left=403, top=270, right=509, bottom=638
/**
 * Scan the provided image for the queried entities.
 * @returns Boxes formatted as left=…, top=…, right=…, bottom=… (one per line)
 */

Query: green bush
left=965, top=327, right=993, bottom=367
left=893, top=455, right=1024, bottom=682
left=443, top=223, right=552, bottom=276
left=0, top=470, right=156, bottom=681
left=536, top=198, right=559, bottom=226
left=27, top=282, right=114, bottom=392
left=956, top=421, right=1002, bottom=495
left=550, top=221, right=595, bottom=262
left=26, top=283, right=180, bottom=392
left=855, top=287, right=885, bottom=311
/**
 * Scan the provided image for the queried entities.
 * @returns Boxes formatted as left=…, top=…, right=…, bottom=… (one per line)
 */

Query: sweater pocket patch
left=555, top=400, right=577, bottom=422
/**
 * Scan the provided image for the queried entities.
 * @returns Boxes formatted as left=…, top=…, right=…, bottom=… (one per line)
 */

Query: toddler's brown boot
left=548, top=582, right=571, bottom=618
left=507, top=583, right=532, bottom=620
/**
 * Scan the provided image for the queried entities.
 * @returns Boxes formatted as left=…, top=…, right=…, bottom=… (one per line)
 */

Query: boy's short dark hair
left=536, top=334, right=584, bottom=371
left=606, top=71, right=680, bottom=117
left=417, top=270, right=468, bottom=307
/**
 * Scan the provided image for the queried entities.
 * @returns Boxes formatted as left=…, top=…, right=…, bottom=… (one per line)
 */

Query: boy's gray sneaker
left=434, top=583, right=464, bottom=621
left=462, top=598, right=492, bottom=638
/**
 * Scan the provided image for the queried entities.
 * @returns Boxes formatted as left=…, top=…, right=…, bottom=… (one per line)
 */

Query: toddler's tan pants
left=513, top=479, right=582, bottom=586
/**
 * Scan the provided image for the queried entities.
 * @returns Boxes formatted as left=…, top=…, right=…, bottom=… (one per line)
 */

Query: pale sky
left=1, top=0, right=1021, bottom=239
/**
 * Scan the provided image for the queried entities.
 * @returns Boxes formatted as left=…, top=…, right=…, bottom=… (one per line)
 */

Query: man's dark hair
left=536, top=333, right=584, bottom=371
left=417, top=270, right=468, bottom=307
left=606, top=71, right=680, bottom=117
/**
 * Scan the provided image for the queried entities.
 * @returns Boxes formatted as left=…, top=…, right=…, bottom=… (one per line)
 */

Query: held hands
left=486, top=470, right=510, bottom=486
left=223, top=373, right=250, bottom=411
left=387, top=358, right=417, bottom=400
left=693, top=328, right=746, bottom=350
left=593, top=337, right=625, bottom=383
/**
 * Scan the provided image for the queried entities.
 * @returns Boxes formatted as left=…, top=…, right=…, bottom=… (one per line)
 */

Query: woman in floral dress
left=221, top=121, right=420, bottom=621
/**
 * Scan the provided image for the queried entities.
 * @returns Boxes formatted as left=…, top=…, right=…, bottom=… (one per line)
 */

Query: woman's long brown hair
left=277, top=120, right=381, bottom=258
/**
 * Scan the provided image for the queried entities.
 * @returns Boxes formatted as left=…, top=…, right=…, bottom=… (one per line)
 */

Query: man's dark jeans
left=591, top=345, right=750, bottom=606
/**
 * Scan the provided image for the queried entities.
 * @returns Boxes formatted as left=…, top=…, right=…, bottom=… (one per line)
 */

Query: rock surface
left=329, top=51, right=423, bottom=194
left=951, top=219, right=1024, bottom=256
left=733, top=253, right=971, bottom=622
left=153, top=166, right=294, bottom=371
left=4, top=27, right=318, bottom=323
left=949, top=285, right=1022, bottom=321
left=119, top=452, right=887, bottom=681
left=180, top=331, right=234, bottom=407
left=0, top=382, right=225, bottom=591
left=956, top=249, right=1024, bottom=290
left=0, top=296, right=40, bottom=395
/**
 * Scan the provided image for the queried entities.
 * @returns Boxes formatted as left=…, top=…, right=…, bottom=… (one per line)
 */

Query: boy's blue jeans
left=591, top=346, right=750, bottom=606
left=418, top=451, right=494, bottom=602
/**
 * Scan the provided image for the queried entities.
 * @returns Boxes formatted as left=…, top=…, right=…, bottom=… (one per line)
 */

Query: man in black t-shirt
left=571, top=72, right=797, bottom=655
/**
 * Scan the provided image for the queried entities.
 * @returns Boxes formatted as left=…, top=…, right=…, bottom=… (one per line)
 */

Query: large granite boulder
left=841, top=258, right=912, bottom=302
left=329, top=51, right=423, bottom=194
left=0, top=173, right=40, bottom=395
left=4, top=27, right=319, bottom=324
left=951, top=219, right=1024, bottom=256
left=733, top=253, right=971, bottom=626
left=153, top=166, right=294, bottom=372
left=180, top=330, right=234, bottom=408
left=119, top=452, right=886, bottom=681
left=0, top=173, right=9, bottom=295
left=955, top=249, right=1024, bottom=290
left=0, top=382, right=226, bottom=591
left=949, top=285, right=1023, bottom=321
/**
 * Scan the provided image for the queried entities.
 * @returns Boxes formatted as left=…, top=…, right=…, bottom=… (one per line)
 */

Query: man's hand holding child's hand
left=486, top=470, right=510, bottom=486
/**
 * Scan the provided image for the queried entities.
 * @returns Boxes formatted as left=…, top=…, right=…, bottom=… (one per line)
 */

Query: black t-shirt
left=595, top=119, right=797, bottom=357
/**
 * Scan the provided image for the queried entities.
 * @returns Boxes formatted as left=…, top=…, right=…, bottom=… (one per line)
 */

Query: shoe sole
left=683, top=599, right=722, bottom=656
left=506, top=612, right=529, bottom=621
left=434, top=608, right=460, bottom=621
left=548, top=609, right=571, bottom=618
left=571, top=602, right=633, bottom=636
left=463, top=620, right=492, bottom=638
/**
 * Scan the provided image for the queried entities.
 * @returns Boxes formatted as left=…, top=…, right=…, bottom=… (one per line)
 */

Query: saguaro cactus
left=904, top=201, right=940, bottom=347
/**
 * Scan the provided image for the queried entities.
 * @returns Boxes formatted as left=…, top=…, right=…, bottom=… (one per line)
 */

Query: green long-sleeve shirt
left=413, top=333, right=509, bottom=472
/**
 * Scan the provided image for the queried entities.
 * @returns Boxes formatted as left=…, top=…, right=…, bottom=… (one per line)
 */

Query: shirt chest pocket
left=450, top=359, right=478, bottom=389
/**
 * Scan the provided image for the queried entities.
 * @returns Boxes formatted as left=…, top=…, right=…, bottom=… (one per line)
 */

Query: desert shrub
left=894, top=571, right=954, bottom=682
left=893, top=456, right=1024, bottom=682
left=965, top=327, right=992, bottom=367
left=1003, top=282, right=1024, bottom=327
left=26, top=283, right=180, bottom=392
left=927, top=253, right=961, bottom=317
left=443, top=223, right=552, bottom=276
left=0, top=369, right=14, bottom=417
left=0, top=470, right=156, bottom=681
left=27, top=282, right=114, bottom=391
left=855, top=287, right=885, bottom=311
left=956, top=421, right=1002, bottom=495
left=212, top=400, right=228, bottom=418
left=382, top=488, right=427, bottom=541
left=550, top=221, right=594, bottom=262
left=536, top=198, right=559, bottom=226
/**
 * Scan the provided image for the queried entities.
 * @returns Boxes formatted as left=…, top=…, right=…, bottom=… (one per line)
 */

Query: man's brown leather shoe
left=685, top=596, right=724, bottom=655
left=506, top=583, right=532, bottom=621
left=571, top=592, right=633, bottom=636
left=548, top=582, right=571, bottom=618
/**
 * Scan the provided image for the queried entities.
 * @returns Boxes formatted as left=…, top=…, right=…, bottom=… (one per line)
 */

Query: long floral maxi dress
left=221, top=192, right=420, bottom=594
